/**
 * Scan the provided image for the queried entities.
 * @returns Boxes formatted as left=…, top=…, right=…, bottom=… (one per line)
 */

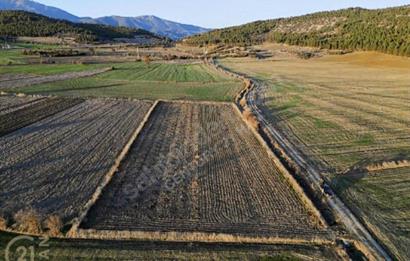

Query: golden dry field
left=221, top=52, right=410, bottom=260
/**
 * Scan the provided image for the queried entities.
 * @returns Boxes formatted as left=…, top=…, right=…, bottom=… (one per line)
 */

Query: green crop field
left=0, top=50, right=26, bottom=65
left=0, top=44, right=64, bottom=65
left=8, top=62, right=242, bottom=101
left=104, top=63, right=230, bottom=82
left=221, top=52, right=410, bottom=260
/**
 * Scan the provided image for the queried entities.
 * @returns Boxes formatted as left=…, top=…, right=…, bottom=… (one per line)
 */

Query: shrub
left=44, top=215, right=63, bottom=237
left=13, top=208, right=42, bottom=234
left=297, top=51, right=315, bottom=60
left=89, top=47, right=96, bottom=56
left=239, top=97, right=247, bottom=107
left=243, top=108, right=260, bottom=131
left=143, top=55, right=151, bottom=64
left=0, top=216, right=7, bottom=230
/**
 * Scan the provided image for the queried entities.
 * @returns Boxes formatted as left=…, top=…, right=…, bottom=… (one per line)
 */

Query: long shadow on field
left=259, top=100, right=301, bottom=123
left=329, top=156, right=377, bottom=195
left=332, top=153, right=410, bottom=194
left=331, top=171, right=366, bottom=197
left=4, top=118, right=92, bottom=139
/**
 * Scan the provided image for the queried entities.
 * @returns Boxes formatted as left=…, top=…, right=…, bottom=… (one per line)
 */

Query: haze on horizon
left=34, top=0, right=410, bottom=28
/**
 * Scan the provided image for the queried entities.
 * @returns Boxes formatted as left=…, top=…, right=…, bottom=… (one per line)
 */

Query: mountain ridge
left=0, top=10, right=162, bottom=43
left=83, top=15, right=210, bottom=40
left=0, top=0, right=79, bottom=21
left=0, top=0, right=210, bottom=39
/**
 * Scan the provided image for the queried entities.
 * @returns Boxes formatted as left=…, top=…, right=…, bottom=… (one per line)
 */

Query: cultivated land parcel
left=221, top=51, right=410, bottom=260
left=80, top=102, right=329, bottom=241
left=0, top=98, right=152, bottom=221
left=2, top=62, right=243, bottom=101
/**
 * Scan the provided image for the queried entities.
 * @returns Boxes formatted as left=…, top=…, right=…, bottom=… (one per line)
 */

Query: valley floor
left=4, top=46, right=404, bottom=259
left=221, top=51, right=410, bottom=260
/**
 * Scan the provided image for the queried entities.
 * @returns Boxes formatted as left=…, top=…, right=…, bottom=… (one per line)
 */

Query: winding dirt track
left=248, top=81, right=391, bottom=261
left=211, top=61, right=392, bottom=261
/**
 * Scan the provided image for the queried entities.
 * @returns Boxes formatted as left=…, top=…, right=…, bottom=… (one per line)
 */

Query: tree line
left=184, top=6, right=410, bottom=57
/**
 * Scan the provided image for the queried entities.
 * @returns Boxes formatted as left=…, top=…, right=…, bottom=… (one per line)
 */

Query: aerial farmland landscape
left=0, top=0, right=409, bottom=260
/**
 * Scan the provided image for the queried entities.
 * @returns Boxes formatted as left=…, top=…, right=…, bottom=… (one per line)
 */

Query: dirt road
left=208, top=58, right=392, bottom=260
left=246, top=80, right=391, bottom=261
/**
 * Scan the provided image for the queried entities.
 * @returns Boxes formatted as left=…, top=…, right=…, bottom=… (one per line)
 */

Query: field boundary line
left=73, top=229, right=335, bottom=245
left=68, top=100, right=160, bottom=237
left=230, top=103, right=328, bottom=228
left=0, top=91, right=154, bottom=105
left=0, top=227, right=52, bottom=238
left=157, top=99, right=232, bottom=106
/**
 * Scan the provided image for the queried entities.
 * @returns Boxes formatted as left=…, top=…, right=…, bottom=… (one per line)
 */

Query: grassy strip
left=1, top=230, right=332, bottom=260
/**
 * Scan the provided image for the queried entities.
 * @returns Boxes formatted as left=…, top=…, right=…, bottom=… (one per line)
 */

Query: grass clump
left=243, top=108, right=260, bottom=131
left=0, top=216, right=7, bottom=230
left=355, top=134, right=375, bottom=146
left=312, top=118, right=339, bottom=129
left=44, top=215, right=63, bottom=237
left=13, top=208, right=42, bottom=234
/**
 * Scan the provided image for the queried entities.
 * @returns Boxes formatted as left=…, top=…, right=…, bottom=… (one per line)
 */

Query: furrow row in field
left=0, top=96, right=41, bottom=112
left=0, top=99, right=152, bottom=222
left=0, top=97, right=84, bottom=137
left=0, top=97, right=48, bottom=116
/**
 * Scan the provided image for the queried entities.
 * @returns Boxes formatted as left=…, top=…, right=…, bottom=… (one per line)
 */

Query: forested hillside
left=0, top=11, right=161, bottom=42
left=184, top=6, right=410, bottom=56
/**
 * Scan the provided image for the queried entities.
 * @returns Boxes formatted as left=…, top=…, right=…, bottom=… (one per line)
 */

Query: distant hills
left=81, top=16, right=210, bottom=40
left=185, top=6, right=410, bottom=57
left=0, top=10, right=162, bottom=43
left=0, top=0, right=210, bottom=39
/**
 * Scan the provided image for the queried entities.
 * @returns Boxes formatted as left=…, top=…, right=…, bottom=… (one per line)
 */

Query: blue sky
left=36, top=0, right=410, bottom=28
